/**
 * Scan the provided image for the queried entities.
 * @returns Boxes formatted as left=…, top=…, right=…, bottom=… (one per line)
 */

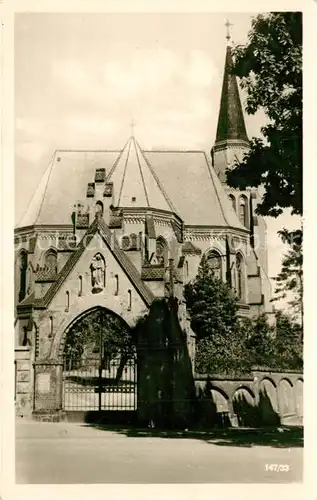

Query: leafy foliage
left=226, top=12, right=302, bottom=217
left=272, top=311, right=303, bottom=369
left=184, top=261, right=251, bottom=375
left=185, top=262, right=302, bottom=374
left=184, top=260, right=239, bottom=342
left=271, top=228, right=303, bottom=325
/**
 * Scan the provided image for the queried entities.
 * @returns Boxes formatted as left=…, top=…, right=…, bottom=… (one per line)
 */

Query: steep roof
left=215, top=45, right=249, bottom=144
left=108, top=136, right=175, bottom=212
left=16, top=141, right=246, bottom=231
left=18, top=150, right=120, bottom=227
left=143, top=150, right=246, bottom=229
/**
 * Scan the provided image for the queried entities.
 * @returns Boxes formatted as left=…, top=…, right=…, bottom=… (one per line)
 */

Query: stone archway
left=232, top=387, right=258, bottom=427
left=61, top=306, right=137, bottom=413
left=49, top=298, right=138, bottom=361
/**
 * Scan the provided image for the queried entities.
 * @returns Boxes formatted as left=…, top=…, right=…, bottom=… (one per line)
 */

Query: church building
left=14, top=36, right=273, bottom=415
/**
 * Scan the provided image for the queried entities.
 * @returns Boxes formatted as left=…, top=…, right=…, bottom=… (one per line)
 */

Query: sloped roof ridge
left=133, top=137, right=150, bottom=206
left=41, top=218, right=99, bottom=307
left=117, top=139, right=133, bottom=205
left=140, top=143, right=178, bottom=214
left=98, top=217, right=154, bottom=305
left=16, top=152, right=56, bottom=229
left=106, top=137, right=131, bottom=181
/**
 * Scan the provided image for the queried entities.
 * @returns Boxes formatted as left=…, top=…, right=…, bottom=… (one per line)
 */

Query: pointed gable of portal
left=32, top=217, right=154, bottom=309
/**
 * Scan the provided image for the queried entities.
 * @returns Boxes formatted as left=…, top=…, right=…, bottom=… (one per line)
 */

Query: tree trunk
left=115, top=353, right=128, bottom=384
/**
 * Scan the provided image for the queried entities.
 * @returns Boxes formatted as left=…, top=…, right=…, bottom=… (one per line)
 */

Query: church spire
left=215, top=43, right=248, bottom=144
left=211, top=24, right=249, bottom=182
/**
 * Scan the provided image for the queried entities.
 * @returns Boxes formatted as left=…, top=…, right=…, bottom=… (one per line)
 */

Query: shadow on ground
left=82, top=424, right=303, bottom=449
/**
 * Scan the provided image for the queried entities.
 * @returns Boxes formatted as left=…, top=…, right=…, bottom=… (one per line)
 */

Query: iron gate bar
left=63, top=355, right=137, bottom=411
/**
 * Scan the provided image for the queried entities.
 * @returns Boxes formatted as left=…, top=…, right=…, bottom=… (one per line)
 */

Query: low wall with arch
left=195, top=369, right=303, bottom=428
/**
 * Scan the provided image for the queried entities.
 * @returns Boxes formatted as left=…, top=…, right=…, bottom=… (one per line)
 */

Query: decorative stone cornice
left=184, top=225, right=249, bottom=242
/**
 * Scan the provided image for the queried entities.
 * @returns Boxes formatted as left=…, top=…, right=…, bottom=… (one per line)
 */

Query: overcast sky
left=14, top=12, right=300, bottom=309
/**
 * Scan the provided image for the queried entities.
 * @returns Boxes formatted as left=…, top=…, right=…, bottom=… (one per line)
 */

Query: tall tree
left=271, top=228, right=303, bottom=328
left=273, top=310, right=303, bottom=369
left=226, top=12, right=302, bottom=217
left=184, top=260, right=251, bottom=374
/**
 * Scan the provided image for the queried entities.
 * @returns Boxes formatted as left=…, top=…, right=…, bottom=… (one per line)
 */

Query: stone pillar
left=33, top=359, right=63, bottom=412
left=15, top=347, right=32, bottom=417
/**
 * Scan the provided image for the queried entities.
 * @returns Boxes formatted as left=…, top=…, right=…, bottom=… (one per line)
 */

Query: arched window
left=78, top=275, right=83, bottom=296
left=114, top=274, right=119, bottom=295
left=239, top=195, right=249, bottom=228
left=236, top=253, right=245, bottom=301
left=206, top=250, right=222, bottom=279
left=65, top=291, right=70, bottom=312
left=229, top=194, right=236, bottom=212
left=44, top=249, right=57, bottom=273
left=49, top=316, right=53, bottom=337
left=128, top=290, right=132, bottom=311
left=130, top=233, right=138, bottom=250
left=156, top=237, right=168, bottom=265
left=95, top=200, right=104, bottom=217
left=19, top=251, right=28, bottom=302
left=121, top=235, right=130, bottom=251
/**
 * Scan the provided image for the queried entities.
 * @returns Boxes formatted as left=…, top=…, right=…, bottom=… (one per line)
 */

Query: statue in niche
left=90, top=253, right=105, bottom=293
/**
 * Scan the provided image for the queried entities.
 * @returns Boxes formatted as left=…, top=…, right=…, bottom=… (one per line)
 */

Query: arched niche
left=90, top=253, right=106, bottom=293
left=278, top=378, right=295, bottom=416
left=232, top=387, right=258, bottom=427
left=156, top=236, right=168, bottom=265
left=44, top=248, right=58, bottom=273
left=229, top=193, right=236, bottom=212
left=95, top=200, right=104, bottom=217
left=259, top=378, right=279, bottom=425
left=295, top=378, right=303, bottom=418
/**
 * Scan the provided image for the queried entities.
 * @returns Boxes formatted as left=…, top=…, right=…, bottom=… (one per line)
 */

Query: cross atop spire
left=130, top=118, right=136, bottom=137
left=225, top=19, right=233, bottom=44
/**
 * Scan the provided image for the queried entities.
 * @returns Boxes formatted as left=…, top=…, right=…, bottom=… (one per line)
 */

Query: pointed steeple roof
left=108, top=136, right=176, bottom=212
left=215, top=45, right=249, bottom=144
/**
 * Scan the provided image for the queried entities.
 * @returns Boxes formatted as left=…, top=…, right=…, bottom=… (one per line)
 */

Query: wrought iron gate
left=63, top=355, right=137, bottom=411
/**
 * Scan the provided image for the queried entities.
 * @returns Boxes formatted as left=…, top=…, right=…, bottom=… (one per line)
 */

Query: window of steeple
left=19, top=251, right=28, bottom=302
left=239, top=195, right=249, bottom=228
left=236, top=253, right=245, bottom=301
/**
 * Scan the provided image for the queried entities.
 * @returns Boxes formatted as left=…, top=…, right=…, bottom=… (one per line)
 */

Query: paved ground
left=15, top=419, right=303, bottom=484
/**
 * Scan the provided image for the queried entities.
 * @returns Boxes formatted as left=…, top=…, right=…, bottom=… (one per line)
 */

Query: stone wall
left=15, top=347, right=33, bottom=416
left=195, top=369, right=303, bottom=428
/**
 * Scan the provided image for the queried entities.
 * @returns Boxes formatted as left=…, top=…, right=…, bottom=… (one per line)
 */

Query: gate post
left=33, top=358, right=64, bottom=419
